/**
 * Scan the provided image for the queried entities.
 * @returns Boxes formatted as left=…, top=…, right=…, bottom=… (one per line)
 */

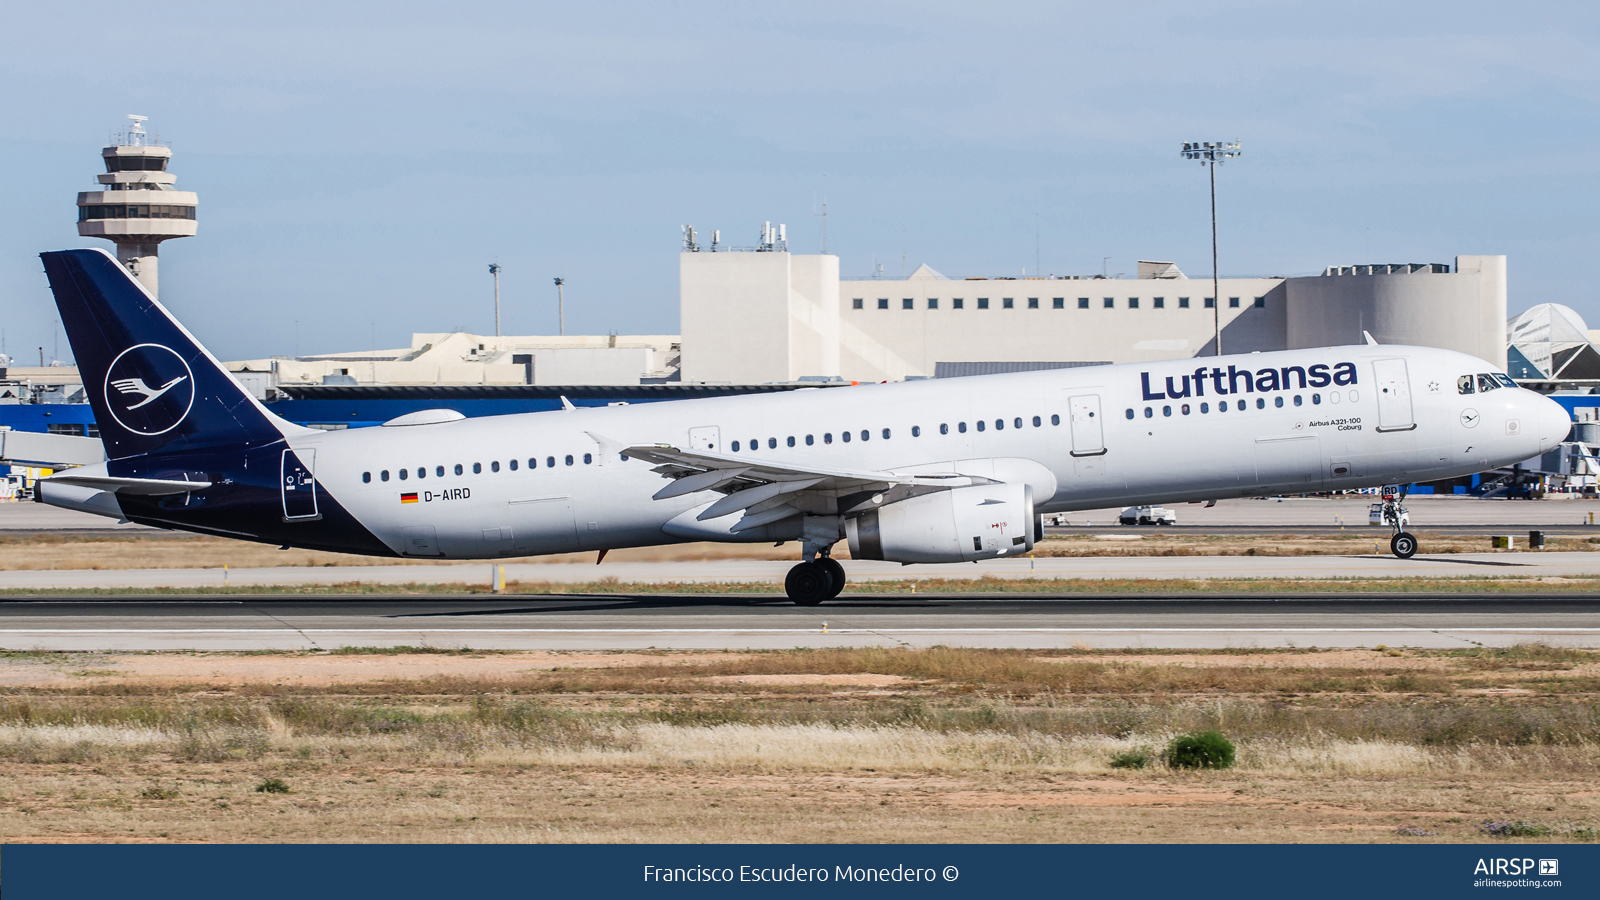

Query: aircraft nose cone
left=1532, top=393, right=1573, bottom=447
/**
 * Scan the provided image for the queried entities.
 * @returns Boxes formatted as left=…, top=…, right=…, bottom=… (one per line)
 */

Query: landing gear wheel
left=1390, top=532, right=1418, bottom=559
left=818, top=557, right=846, bottom=599
left=785, top=561, right=833, bottom=606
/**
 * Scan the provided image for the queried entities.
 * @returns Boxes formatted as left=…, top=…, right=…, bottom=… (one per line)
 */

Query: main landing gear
left=1379, top=484, right=1417, bottom=560
left=785, top=554, right=847, bottom=606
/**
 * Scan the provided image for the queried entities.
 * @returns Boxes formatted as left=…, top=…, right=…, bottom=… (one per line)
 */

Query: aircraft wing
left=623, top=443, right=987, bottom=531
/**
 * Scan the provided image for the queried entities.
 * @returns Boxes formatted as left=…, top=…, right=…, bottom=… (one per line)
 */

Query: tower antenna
left=553, top=277, right=566, bottom=336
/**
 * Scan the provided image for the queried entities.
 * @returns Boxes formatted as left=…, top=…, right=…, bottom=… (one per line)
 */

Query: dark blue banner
left=4, top=844, right=1595, bottom=898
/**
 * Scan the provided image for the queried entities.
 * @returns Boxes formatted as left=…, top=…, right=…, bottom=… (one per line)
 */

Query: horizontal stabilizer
left=42, top=473, right=211, bottom=496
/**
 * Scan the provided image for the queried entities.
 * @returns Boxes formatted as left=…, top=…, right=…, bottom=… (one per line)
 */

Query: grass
left=0, top=645, right=1597, bottom=843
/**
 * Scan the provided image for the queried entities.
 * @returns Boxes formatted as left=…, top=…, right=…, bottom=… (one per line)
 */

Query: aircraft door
left=508, top=495, right=580, bottom=554
left=1373, top=358, right=1416, bottom=432
left=1068, top=395, right=1107, bottom=456
left=281, top=448, right=319, bottom=521
left=688, top=426, right=721, bottom=452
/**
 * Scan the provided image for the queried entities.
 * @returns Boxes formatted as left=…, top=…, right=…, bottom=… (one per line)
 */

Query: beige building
left=679, top=237, right=1508, bottom=383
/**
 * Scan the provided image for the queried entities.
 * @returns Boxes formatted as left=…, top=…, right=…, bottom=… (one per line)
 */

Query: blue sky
left=1, top=1, right=1597, bottom=362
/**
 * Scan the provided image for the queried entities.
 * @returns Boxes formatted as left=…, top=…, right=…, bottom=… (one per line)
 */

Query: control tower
left=75, top=115, right=197, bottom=297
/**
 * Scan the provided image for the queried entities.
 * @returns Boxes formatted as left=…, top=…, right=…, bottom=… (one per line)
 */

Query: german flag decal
left=400, top=492, right=418, bottom=504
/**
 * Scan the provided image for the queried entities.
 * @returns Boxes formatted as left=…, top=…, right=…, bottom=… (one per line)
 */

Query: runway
left=2, top=550, right=1598, bottom=590
left=4, top=594, right=1598, bottom=651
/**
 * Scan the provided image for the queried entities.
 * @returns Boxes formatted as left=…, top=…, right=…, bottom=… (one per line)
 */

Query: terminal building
left=679, top=228, right=1508, bottom=384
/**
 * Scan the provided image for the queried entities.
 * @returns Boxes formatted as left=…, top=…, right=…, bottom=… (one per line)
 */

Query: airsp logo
left=103, top=343, right=194, bottom=436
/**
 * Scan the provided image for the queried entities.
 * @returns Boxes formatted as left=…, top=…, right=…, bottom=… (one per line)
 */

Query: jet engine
left=845, top=483, right=1035, bottom=564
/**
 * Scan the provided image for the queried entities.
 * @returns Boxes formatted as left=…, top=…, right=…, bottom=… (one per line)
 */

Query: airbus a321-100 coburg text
left=35, top=249, right=1572, bottom=604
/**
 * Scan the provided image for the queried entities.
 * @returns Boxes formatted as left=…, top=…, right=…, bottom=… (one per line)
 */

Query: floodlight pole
left=1181, top=141, right=1241, bottom=358
left=1210, top=160, right=1219, bottom=357
left=554, top=277, right=565, bottom=336
left=488, top=263, right=501, bottom=337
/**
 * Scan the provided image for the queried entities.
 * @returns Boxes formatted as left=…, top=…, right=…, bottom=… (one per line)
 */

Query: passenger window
left=399, top=468, right=408, bottom=480
left=583, top=453, right=592, bottom=464
left=912, top=426, right=921, bottom=437
left=417, top=467, right=426, bottom=479
left=1219, top=401, right=1228, bottom=412
left=469, top=462, right=479, bottom=474
left=1255, top=398, right=1265, bottom=409
left=1014, top=418, right=1023, bottom=429
left=362, top=472, right=371, bottom=483
left=1051, top=414, right=1060, bottom=425
left=882, top=428, right=891, bottom=439
left=749, top=438, right=757, bottom=450
left=1162, top=405, right=1172, bottom=417
left=435, top=466, right=444, bottom=477
left=1457, top=375, right=1475, bottom=395
left=806, top=435, right=814, bottom=445
left=842, top=431, right=852, bottom=442
left=546, top=456, right=556, bottom=468
left=564, top=455, right=574, bottom=466
left=787, top=436, right=795, bottom=447
left=454, top=464, right=464, bottom=475
left=1200, top=402, right=1209, bottom=413
left=732, top=441, right=741, bottom=452
left=994, top=419, right=1003, bottom=430
left=529, top=458, right=538, bottom=469
left=491, top=461, right=500, bottom=472
left=1293, top=395, right=1302, bottom=406
left=1477, top=374, right=1499, bottom=392
left=380, top=470, right=390, bottom=482
left=824, top=433, right=833, bottom=444
left=1181, top=404, right=1190, bottom=415
left=1144, top=407, right=1153, bottom=418
left=509, top=459, right=518, bottom=471
left=1125, top=409, right=1134, bottom=419
left=1032, top=416, right=1041, bottom=427
left=768, top=438, right=777, bottom=449
left=1312, top=394, right=1321, bottom=405
left=861, top=430, right=869, bottom=441
left=1274, top=397, right=1284, bottom=408
left=958, top=422, right=967, bottom=433
left=939, top=424, right=948, bottom=434
left=976, top=420, right=986, bottom=432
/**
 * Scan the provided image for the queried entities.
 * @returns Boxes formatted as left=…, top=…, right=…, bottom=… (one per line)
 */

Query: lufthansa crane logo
left=103, top=343, right=195, bottom=436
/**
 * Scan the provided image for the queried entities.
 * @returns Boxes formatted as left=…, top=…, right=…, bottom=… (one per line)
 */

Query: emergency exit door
left=1068, top=395, right=1106, bottom=456
left=281, top=448, right=319, bottom=521
left=1372, top=358, right=1416, bottom=432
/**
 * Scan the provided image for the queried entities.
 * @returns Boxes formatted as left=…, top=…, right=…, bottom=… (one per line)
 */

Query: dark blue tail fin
left=41, top=248, right=294, bottom=460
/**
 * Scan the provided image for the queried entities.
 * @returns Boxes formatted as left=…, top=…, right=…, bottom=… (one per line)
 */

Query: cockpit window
left=1477, top=374, right=1500, bottom=393
left=1494, top=373, right=1517, bottom=388
left=1457, top=375, right=1474, bottom=395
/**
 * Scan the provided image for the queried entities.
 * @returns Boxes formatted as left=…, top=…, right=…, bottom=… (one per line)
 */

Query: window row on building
left=103, top=156, right=169, bottom=172
left=851, top=296, right=1264, bottom=310
left=1127, top=390, right=1360, bottom=418
left=727, top=414, right=1063, bottom=453
left=78, top=204, right=197, bottom=221
left=364, top=453, right=593, bottom=483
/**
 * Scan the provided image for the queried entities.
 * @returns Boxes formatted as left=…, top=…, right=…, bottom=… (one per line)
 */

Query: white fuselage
left=287, top=345, right=1568, bottom=560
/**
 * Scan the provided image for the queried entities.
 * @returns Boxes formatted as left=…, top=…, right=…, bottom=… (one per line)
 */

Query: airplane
left=35, top=248, right=1573, bottom=605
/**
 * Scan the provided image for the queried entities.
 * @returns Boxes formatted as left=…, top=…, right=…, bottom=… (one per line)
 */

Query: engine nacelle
left=845, top=483, right=1034, bottom=564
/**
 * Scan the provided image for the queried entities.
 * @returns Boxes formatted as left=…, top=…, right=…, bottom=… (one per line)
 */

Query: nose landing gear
left=1380, top=484, right=1417, bottom=559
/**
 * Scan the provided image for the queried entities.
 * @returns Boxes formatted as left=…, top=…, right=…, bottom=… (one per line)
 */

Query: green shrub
left=254, top=777, right=290, bottom=794
left=1166, top=730, right=1235, bottom=769
left=1109, top=749, right=1150, bottom=770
